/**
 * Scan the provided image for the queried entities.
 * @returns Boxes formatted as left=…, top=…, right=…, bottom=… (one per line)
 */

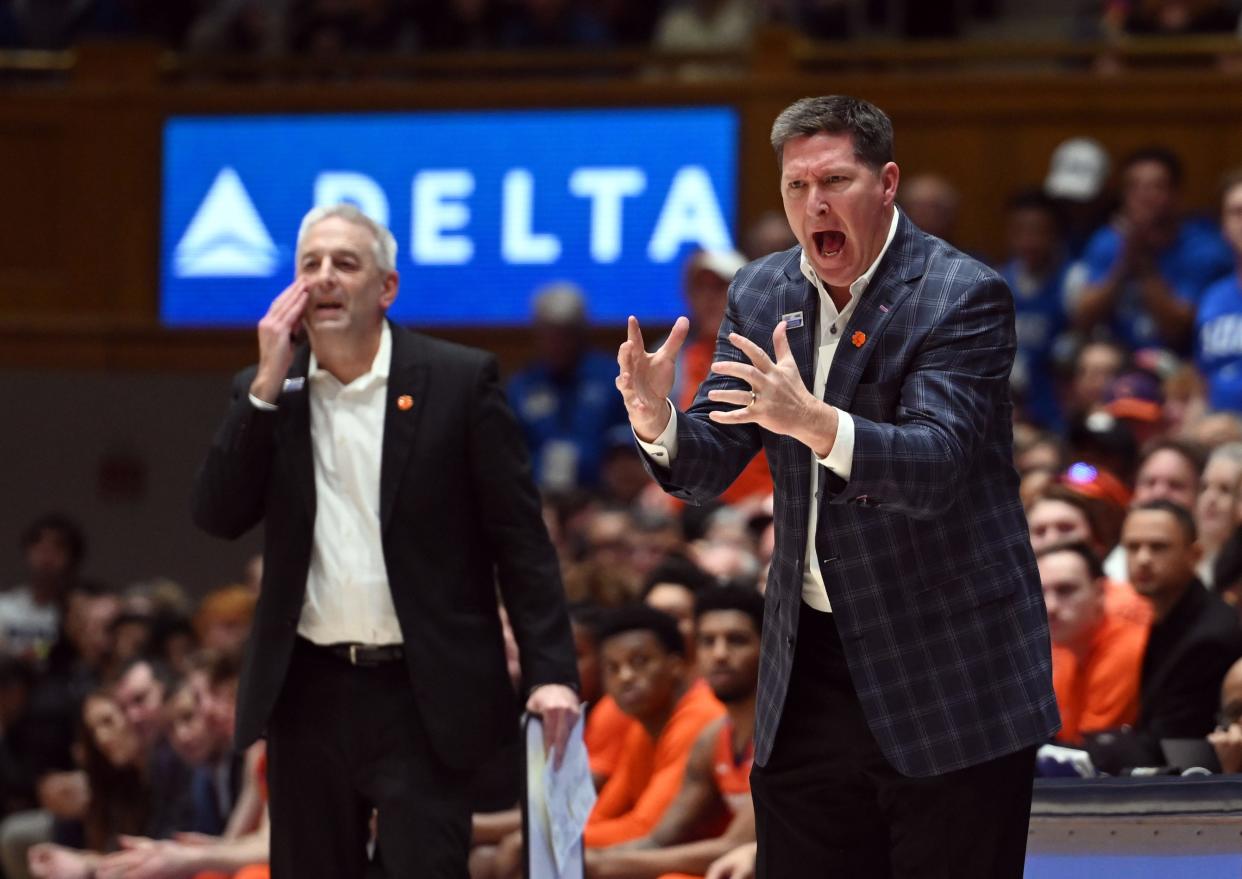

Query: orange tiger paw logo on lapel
left=851, top=331, right=867, bottom=348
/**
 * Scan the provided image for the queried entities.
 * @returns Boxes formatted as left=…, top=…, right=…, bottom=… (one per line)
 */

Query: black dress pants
left=266, top=638, right=474, bottom=879
left=750, top=607, right=1037, bottom=879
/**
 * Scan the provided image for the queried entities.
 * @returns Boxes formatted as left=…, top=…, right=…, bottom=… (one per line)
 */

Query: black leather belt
left=322, top=642, right=405, bottom=667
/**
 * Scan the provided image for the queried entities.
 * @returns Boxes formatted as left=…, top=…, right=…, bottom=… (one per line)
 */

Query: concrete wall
left=1, top=369, right=260, bottom=598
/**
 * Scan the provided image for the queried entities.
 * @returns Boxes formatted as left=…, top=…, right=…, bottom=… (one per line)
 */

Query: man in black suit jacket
left=1091, top=499, right=1242, bottom=772
left=192, top=205, right=579, bottom=879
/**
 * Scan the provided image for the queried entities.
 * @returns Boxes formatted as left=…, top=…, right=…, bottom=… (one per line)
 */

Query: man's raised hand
left=250, top=281, right=309, bottom=404
left=706, top=320, right=837, bottom=457
left=615, top=315, right=689, bottom=442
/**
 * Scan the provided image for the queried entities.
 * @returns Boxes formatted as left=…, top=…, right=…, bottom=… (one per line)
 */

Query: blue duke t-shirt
left=1001, top=258, right=1071, bottom=429
left=1196, top=273, right=1242, bottom=413
left=1080, top=218, right=1232, bottom=350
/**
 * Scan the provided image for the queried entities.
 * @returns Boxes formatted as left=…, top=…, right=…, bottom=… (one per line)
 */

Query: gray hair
left=770, top=95, right=894, bottom=172
left=1209, top=442, right=1242, bottom=471
left=296, top=203, right=398, bottom=273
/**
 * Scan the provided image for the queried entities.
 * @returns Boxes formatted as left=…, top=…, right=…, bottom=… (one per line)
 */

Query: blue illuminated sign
left=160, top=108, right=738, bottom=327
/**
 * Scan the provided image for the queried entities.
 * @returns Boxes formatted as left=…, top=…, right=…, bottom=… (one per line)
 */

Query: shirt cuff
left=248, top=393, right=278, bottom=411
left=816, top=408, right=854, bottom=480
left=634, top=402, right=678, bottom=468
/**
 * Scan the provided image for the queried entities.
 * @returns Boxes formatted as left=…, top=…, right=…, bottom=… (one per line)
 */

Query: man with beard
left=584, top=605, right=725, bottom=849
left=585, top=586, right=762, bottom=879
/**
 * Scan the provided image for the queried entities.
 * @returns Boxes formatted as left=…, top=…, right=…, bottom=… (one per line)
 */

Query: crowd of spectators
left=2, top=1, right=1240, bottom=56
left=0, top=514, right=268, bottom=879
left=5, top=131, right=1242, bottom=876
left=0, top=1, right=764, bottom=55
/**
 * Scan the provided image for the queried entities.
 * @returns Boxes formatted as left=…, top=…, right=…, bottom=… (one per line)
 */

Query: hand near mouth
left=251, top=281, right=309, bottom=404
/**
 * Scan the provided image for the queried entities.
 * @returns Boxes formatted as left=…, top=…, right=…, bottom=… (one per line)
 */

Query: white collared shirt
left=250, top=323, right=403, bottom=645
left=639, top=209, right=900, bottom=612
left=795, top=208, right=899, bottom=610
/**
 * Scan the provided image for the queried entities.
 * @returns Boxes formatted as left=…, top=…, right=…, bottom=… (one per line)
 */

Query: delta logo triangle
left=173, top=167, right=279, bottom=278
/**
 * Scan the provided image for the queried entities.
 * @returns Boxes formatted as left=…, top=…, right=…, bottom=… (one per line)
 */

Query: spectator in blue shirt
left=1069, top=146, right=1232, bottom=353
left=506, top=282, right=629, bottom=492
left=1196, top=169, right=1242, bottom=414
left=999, top=190, right=1073, bottom=430
left=1042, top=137, right=1114, bottom=261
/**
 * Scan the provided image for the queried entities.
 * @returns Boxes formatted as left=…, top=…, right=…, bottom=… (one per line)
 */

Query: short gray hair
left=1209, top=442, right=1242, bottom=471
left=770, top=95, right=894, bottom=172
left=296, top=203, right=398, bottom=273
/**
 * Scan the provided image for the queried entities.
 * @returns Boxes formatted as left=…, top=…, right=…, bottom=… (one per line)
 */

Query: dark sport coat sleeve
left=465, top=354, right=578, bottom=692
left=191, top=366, right=276, bottom=541
left=826, top=272, right=1015, bottom=519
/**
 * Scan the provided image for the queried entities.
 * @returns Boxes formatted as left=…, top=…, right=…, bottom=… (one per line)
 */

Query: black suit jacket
left=1088, top=580, right=1242, bottom=772
left=191, top=322, right=578, bottom=770
left=1139, top=580, right=1242, bottom=741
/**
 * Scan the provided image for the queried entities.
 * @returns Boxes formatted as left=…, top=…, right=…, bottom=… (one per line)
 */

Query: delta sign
left=160, top=108, right=739, bottom=327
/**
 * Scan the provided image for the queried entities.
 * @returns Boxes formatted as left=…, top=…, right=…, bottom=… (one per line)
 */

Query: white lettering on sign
left=569, top=167, right=647, bottom=263
left=412, top=170, right=475, bottom=264
left=647, top=166, right=732, bottom=262
left=502, top=169, right=562, bottom=264
left=314, top=172, right=390, bottom=229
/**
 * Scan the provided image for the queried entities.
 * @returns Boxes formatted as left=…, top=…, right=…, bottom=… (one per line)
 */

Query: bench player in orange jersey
left=585, top=587, right=763, bottom=879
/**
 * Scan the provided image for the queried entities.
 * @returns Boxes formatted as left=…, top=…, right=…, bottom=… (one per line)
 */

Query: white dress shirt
left=250, top=323, right=403, bottom=645
left=639, top=209, right=900, bottom=612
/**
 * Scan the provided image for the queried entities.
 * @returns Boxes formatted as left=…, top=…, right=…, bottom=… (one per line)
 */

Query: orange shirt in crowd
left=676, top=337, right=772, bottom=505
left=1052, top=590, right=1151, bottom=744
left=650, top=718, right=756, bottom=879
left=587, top=694, right=639, bottom=782
left=1103, top=578, right=1154, bottom=627
left=710, top=718, right=753, bottom=816
left=584, top=679, right=725, bottom=848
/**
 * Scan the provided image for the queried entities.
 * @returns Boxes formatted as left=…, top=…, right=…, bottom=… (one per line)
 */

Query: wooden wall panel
left=0, top=126, right=67, bottom=311
left=1, top=47, right=1242, bottom=372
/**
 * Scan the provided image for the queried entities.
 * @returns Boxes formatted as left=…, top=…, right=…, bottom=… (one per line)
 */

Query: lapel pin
left=781, top=311, right=804, bottom=330
left=397, top=395, right=414, bottom=411
left=851, top=331, right=867, bottom=348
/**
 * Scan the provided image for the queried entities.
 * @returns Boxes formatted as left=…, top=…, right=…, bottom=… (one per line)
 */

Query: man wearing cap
left=1068, top=146, right=1232, bottom=352
left=1101, top=370, right=1167, bottom=446
left=1043, top=137, right=1112, bottom=260
left=192, top=204, right=579, bottom=879
left=507, top=282, right=631, bottom=492
left=617, top=95, right=1057, bottom=878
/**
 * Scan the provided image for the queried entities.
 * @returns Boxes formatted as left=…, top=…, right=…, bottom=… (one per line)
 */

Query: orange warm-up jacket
left=1052, top=589, right=1151, bottom=745
left=584, top=679, right=725, bottom=848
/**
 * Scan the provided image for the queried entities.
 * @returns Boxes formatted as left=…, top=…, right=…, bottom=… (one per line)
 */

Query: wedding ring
left=748, top=390, right=757, bottom=407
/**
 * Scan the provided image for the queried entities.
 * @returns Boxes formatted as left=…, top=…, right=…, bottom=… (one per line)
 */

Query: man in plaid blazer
left=617, top=96, right=1059, bottom=878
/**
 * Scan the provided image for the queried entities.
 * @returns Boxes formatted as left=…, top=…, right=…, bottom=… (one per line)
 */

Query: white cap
left=531, top=282, right=587, bottom=324
left=1044, top=138, right=1110, bottom=202
left=686, top=248, right=748, bottom=282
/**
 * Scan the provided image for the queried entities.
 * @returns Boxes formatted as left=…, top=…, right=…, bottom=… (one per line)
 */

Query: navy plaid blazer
left=648, top=213, right=1060, bottom=777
